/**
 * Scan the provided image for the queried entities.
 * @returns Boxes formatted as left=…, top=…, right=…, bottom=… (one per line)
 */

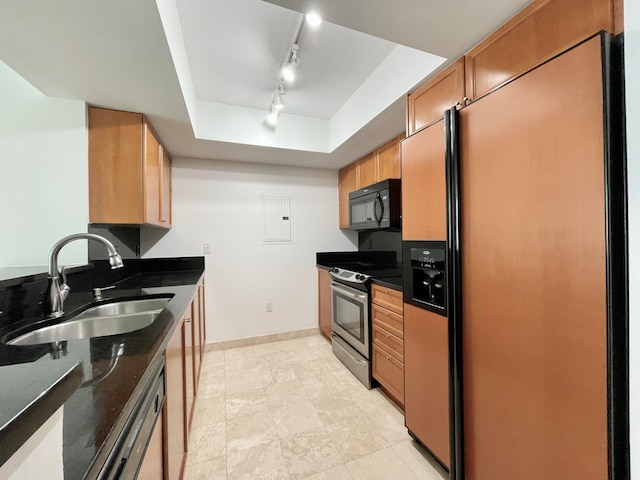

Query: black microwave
left=349, top=179, right=401, bottom=231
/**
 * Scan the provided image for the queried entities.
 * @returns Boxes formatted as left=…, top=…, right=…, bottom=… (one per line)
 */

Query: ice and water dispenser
left=402, top=241, right=446, bottom=315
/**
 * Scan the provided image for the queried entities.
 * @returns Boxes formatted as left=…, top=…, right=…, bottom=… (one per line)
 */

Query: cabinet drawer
left=372, top=343, right=404, bottom=405
left=371, top=284, right=403, bottom=315
left=371, top=304, right=403, bottom=339
left=372, top=323, right=403, bottom=362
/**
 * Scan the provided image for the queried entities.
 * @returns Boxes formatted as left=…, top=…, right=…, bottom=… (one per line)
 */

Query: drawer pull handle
left=384, top=289, right=389, bottom=293
left=385, top=312, right=390, bottom=316
left=386, top=356, right=392, bottom=360
left=385, top=334, right=390, bottom=339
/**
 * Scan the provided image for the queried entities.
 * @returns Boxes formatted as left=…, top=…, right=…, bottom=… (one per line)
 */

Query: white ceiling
left=0, top=0, right=532, bottom=170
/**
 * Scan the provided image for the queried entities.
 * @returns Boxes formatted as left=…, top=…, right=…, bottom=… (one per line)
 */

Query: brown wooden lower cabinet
left=151, top=279, right=207, bottom=480
left=318, top=268, right=332, bottom=340
left=372, top=343, right=404, bottom=404
left=371, top=284, right=404, bottom=407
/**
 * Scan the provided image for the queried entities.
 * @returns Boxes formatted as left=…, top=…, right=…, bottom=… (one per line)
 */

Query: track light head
left=281, top=63, right=296, bottom=83
left=266, top=107, right=279, bottom=127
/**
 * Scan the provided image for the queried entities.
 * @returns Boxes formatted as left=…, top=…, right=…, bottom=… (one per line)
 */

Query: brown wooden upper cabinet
left=88, top=107, right=172, bottom=228
left=338, top=134, right=403, bottom=229
left=464, top=0, right=623, bottom=101
left=406, top=58, right=465, bottom=136
left=338, top=161, right=358, bottom=229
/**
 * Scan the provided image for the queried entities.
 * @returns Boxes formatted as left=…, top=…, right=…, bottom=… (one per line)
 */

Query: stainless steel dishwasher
left=98, top=358, right=165, bottom=480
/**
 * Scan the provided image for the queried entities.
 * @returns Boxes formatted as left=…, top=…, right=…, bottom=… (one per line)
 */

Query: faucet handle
left=59, top=266, right=70, bottom=302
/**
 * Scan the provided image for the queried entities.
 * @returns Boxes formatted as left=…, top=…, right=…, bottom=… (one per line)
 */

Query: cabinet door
left=164, top=324, right=186, bottom=480
left=143, top=123, right=162, bottom=226
left=160, top=146, right=172, bottom=227
left=464, top=0, right=621, bottom=101
left=183, top=313, right=195, bottom=435
left=407, top=58, right=465, bottom=135
left=88, top=107, right=144, bottom=224
left=191, top=297, right=201, bottom=389
left=338, top=162, right=358, bottom=228
left=357, top=152, right=377, bottom=188
left=401, top=121, right=446, bottom=241
left=372, top=343, right=404, bottom=406
left=318, top=268, right=332, bottom=339
left=198, top=283, right=206, bottom=354
left=377, top=135, right=402, bottom=181
left=404, top=304, right=449, bottom=467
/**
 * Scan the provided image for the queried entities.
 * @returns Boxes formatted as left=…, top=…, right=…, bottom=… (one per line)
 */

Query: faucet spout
left=45, top=233, right=124, bottom=318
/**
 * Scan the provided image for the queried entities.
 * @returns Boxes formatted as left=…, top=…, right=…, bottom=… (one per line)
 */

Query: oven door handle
left=331, top=283, right=367, bottom=302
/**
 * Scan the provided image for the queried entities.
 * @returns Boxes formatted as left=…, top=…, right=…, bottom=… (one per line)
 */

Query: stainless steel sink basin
left=8, top=297, right=171, bottom=346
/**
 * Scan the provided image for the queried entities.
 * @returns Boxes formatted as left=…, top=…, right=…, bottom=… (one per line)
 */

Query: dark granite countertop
left=372, top=276, right=403, bottom=291
left=0, top=261, right=204, bottom=479
left=316, top=251, right=403, bottom=290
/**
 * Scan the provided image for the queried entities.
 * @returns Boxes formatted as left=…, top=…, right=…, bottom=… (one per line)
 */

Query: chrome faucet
left=44, top=233, right=124, bottom=318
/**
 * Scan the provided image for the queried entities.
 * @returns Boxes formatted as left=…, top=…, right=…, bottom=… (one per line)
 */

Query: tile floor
left=184, top=333, right=446, bottom=480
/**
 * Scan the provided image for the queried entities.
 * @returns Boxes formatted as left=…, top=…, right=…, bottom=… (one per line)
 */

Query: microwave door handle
left=374, top=193, right=384, bottom=225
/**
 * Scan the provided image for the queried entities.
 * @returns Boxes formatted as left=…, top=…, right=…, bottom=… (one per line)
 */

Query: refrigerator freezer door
left=404, top=303, right=450, bottom=467
left=459, top=36, right=608, bottom=480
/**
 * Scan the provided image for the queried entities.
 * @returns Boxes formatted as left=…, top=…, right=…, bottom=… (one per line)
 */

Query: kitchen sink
left=8, top=297, right=172, bottom=346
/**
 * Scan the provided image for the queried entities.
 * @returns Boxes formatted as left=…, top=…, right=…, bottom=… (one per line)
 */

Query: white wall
left=0, top=61, right=88, bottom=267
left=625, top=0, right=639, bottom=476
left=141, top=158, right=357, bottom=342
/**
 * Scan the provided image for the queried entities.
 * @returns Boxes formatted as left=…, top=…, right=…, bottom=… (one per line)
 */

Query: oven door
left=331, top=282, right=369, bottom=359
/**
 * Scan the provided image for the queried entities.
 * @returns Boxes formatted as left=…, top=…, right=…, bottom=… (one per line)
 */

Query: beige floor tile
left=187, top=421, right=226, bottom=465
left=280, top=427, right=343, bottom=480
left=202, top=350, right=225, bottom=367
left=225, top=387, right=269, bottom=419
left=332, top=370, right=367, bottom=390
left=226, top=410, right=278, bottom=453
left=224, top=355, right=260, bottom=374
left=225, top=369, right=263, bottom=394
left=325, top=416, right=389, bottom=463
left=290, top=359, right=331, bottom=379
left=192, top=394, right=226, bottom=427
left=198, top=369, right=226, bottom=398
left=299, top=464, right=354, bottom=480
left=265, top=378, right=309, bottom=408
left=367, top=407, right=410, bottom=446
left=304, top=334, right=330, bottom=348
left=184, top=455, right=226, bottom=480
left=346, top=447, right=419, bottom=480
left=392, top=440, right=448, bottom=480
left=310, top=391, right=362, bottom=426
left=272, top=400, right=324, bottom=438
left=299, top=373, right=345, bottom=399
left=226, top=439, right=289, bottom=480
left=225, top=345, right=259, bottom=361
left=259, top=362, right=298, bottom=387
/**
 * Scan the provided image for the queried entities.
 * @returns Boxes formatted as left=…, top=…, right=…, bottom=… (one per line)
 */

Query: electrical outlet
left=266, top=301, right=273, bottom=312
left=203, top=243, right=212, bottom=254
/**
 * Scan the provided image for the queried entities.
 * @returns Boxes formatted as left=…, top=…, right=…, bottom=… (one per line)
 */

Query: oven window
left=334, top=294, right=364, bottom=343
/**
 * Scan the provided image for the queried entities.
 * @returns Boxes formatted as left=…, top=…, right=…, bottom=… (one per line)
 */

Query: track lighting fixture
left=264, top=12, right=321, bottom=127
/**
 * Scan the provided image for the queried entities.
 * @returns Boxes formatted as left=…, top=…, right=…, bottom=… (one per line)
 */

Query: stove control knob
left=356, top=274, right=364, bottom=280
left=330, top=268, right=339, bottom=274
